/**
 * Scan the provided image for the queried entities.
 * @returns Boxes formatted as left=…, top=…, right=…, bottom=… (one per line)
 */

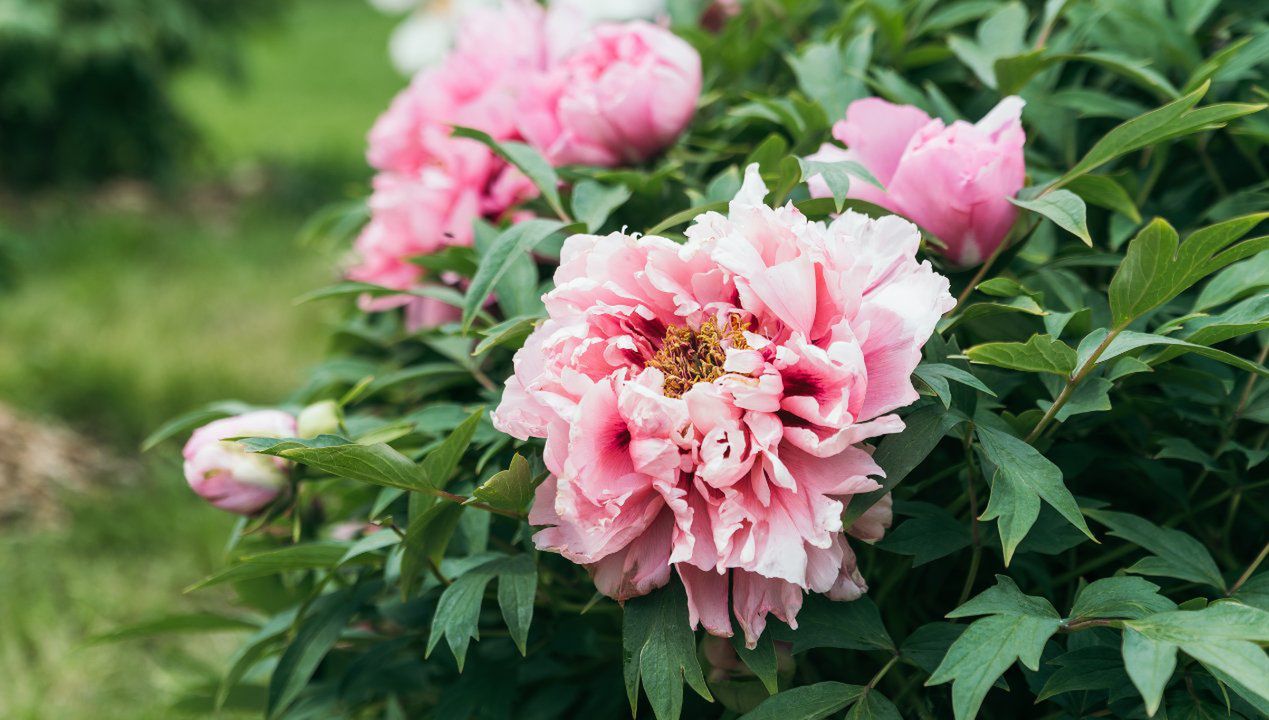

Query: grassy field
left=0, top=1, right=403, bottom=716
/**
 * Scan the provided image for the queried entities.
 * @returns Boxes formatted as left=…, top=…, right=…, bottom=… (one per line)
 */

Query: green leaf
left=267, top=588, right=362, bottom=719
left=1067, top=174, right=1142, bottom=223
left=1124, top=603, right=1269, bottom=715
left=843, top=404, right=961, bottom=525
left=738, top=682, right=865, bottom=720
left=451, top=127, right=567, bottom=220
left=278, top=442, right=428, bottom=493
left=142, top=401, right=256, bottom=451
left=798, top=158, right=883, bottom=212
left=473, top=315, right=539, bottom=356
left=947, top=1, right=1028, bottom=88
left=468, top=454, right=539, bottom=512
left=948, top=575, right=1060, bottom=619
left=623, top=580, right=712, bottom=720
left=844, top=690, right=901, bottom=720
left=788, top=29, right=872, bottom=121
left=495, top=554, right=537, bottom=655
left=571, top=180, right=632, bottom=233
left=1085, top=509, right=1226, bottom=591
left=420, top=408, right=484, bottom=490
left=1194, top=252, right=1269, bottom=310
left=877, top=502, right=972, bottom=566
left=646, top=201, right=729, bottom=236
left=965, top=334, right=1077, bottom=376
left=1080, top=327, right=1269, bottom=376
left=927, top=577, right=1061, bottom=720
left=186, top=542, right=350, bottom=591
left=774, top=595, right=895, bottom=653
left=1011, top=189, right=1092, bottom=245
left=463, top=219, right=569, bottom=331
left=1035, top=646, right=1130, bottom=702
left=426, top=554, right=539, bottom=668
left=399, top=501, right=464, bottom=598
left=914, top=363, right=997, bottom=407
left=975, top=423, right=1095, bottom=564
left=1052, top=82, right=1256, bottom=188
left=91, top=612, right=259, bottom=643
left=731, top=632, right=778, bottom=695
left=1068, top=576, right=1177, bottom=620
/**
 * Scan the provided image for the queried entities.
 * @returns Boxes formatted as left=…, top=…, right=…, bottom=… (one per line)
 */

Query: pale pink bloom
left=808, top=96, right=1026, bottom=267
left=494, top=165, right=953, bottom=646
left=183, top=411, right=297, bottom=516
left=516, top=21, right=701, bottom=167
left=352, top=0, right=549, bottom=324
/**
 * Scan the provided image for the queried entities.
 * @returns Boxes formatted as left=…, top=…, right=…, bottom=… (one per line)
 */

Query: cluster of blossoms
left=809, top=96, right=1026, bottom=267
left=492, top=166, right=955, bottom=646
left=349, top=0, right=702, bottom=327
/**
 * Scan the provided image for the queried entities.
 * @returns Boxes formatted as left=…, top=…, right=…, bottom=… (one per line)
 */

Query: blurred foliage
left=0, top=0, right=285, bottom=189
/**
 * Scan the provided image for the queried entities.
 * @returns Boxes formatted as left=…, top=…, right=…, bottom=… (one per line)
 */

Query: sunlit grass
left=0, top=0, right=398, bottom=715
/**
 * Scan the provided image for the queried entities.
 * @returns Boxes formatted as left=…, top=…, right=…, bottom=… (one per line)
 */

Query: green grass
left=177, top=0, right=404, bottom=172
left=0, top=0, right=400, bottom=715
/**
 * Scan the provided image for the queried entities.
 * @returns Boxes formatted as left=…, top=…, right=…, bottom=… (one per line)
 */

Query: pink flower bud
left=808, top=96, right=1027, bottom=267
left=516, top=21, right=701, bottom=167
left=182, top=410, right=297, bottom=516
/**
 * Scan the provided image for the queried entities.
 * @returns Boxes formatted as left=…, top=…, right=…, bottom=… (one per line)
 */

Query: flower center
left=646, top=316, right=749, bottom=398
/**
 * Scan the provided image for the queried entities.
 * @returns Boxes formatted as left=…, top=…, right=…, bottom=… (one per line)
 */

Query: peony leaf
left=623, top=580, right=712, bottom=720
left=1012, top=189, right=1093, bottom=245
left=1068, top=576, right=1176, bottom=621
left=927, top=576, right=1061, bottom=720
left=966, top=334, right=1077, bottom=376
left=467, top=454, right=540, bottom=513
left=730, top=632, right=779, bottom=695
left=738, top=682, right=865, bottom=720
left=975, top=422, right=1094, bottom=564
left=462, top=218, right=570, bottom=332
left=571, top=179, right=632, bottom=233
left=844, top=403, right=962, bottom=525
left=426, top=554, right=539, bottom=668
left=1085, top=509, right=1226, bottom=590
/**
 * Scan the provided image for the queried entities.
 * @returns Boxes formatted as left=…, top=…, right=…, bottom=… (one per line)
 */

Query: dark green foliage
left=132, top=0, right=1269, bottom=718
left=0, top=0, right=283, bottom=189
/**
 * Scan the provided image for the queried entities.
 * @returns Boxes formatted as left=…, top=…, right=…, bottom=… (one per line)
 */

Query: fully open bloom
left=183, top=411, right=297, bottom=516
left=516, top=20, right=701, bottom=167
left=493, top=165, right=953, bottom=646
left=808, top=96, right=1026, bottom=267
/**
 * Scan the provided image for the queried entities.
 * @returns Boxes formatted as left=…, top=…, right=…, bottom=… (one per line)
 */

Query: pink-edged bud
left=808, top=96, right=1026, bottom=267
left=182, top=410, right=297, bottom=516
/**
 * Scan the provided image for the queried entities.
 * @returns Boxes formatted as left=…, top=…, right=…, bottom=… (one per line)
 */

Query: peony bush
left=142, top=1, right=1269, bottom=718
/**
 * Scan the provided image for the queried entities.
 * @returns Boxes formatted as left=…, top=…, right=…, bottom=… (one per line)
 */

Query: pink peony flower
left=515, top=20, right=701, bottom=167
left=351, top=0, right=551, bottom=324
left=493, top=165, right=953, bottom=646
left=183, top=411, right=298, bottom=516
left=808, top=96, right=1026, bottom=268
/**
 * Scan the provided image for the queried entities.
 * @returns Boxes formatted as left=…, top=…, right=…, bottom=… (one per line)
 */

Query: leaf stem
left=1025, top=326, right=1122, bottom=443
left=420, top=486, right=527, bottom=519
left=1228, top=540, right=1269, bottom=596
left=959, top=427, right=983, bottom=605
left=868, top=655, right=900, bottom=689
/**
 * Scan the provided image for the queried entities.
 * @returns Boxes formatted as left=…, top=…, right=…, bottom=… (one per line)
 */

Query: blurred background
left=0, top=1, right=402, bottom=716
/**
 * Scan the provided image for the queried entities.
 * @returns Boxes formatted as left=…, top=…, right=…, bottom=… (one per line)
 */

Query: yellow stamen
left=646, top=316, right=750, bottom=398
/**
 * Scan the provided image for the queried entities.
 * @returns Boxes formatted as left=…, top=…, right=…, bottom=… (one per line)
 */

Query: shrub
left=141, top=1, right=1269, bottom=718
left=0, top=0, right=282, bottom=189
